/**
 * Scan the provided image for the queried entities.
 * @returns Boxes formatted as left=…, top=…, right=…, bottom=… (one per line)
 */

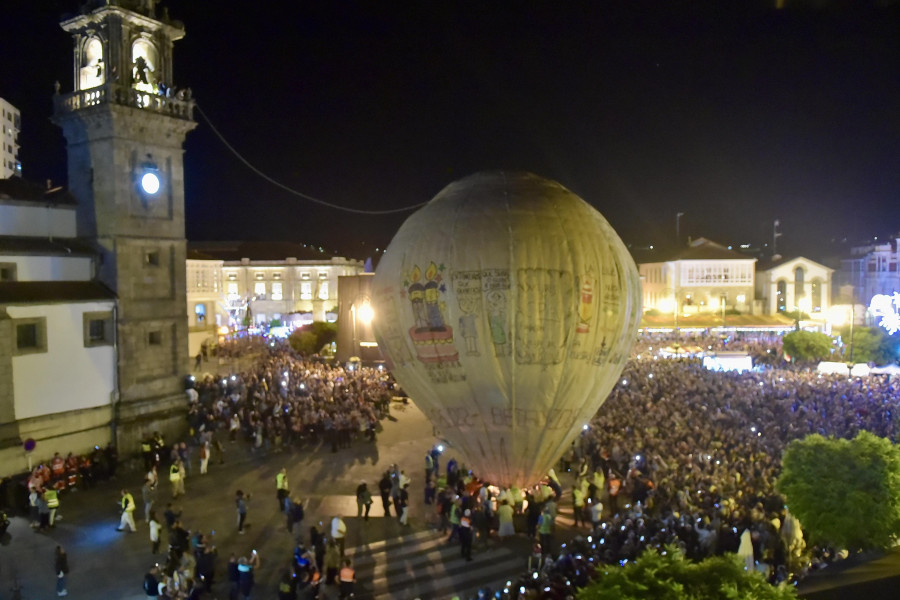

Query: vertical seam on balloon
left=504, top=171, right=517, bottom=476
left=549, top=183, right=577, bottom=478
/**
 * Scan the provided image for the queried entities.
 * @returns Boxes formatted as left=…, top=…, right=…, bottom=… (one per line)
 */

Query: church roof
left=756, top=255, right=833, bottom=273
left=0, top=281, right=115, bottom=304
left=638, top=238, right=754, bottom=264
left=0, top=177, right=77, bottom=206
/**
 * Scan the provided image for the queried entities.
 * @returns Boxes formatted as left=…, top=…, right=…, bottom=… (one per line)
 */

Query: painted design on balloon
left=451, top=271, right=483, bottom=357
left=515, top=268, right=572, bottom=365
left=405, top=262, right=460, bottom=367
left=577, top=270, right=594, bottom=334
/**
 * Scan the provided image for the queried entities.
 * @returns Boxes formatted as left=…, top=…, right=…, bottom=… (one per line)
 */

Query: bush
left=288, top=321, right=337, bottom=355
left=776, top=431, right=900, bottom=551
left=577, top=545, right=796, bottom=600
left=782, top=330, right=834, bottom=363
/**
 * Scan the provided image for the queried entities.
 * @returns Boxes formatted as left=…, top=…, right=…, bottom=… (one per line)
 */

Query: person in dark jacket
left=55, top=545, right=69, bottom=596
left=227, top=553, right=240, bottom=600
left=196, top=542, right=217, bottom=592
left=143, top=565, right=161, bottom=598
left=378, top=471, right=392, bottom=517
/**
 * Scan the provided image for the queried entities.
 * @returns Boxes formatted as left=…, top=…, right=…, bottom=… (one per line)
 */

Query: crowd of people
left=185, top=344, right=394, bottom=459
left=499, top=355, right=900, bottom=598
left=13, top=328, right=900, bottom=598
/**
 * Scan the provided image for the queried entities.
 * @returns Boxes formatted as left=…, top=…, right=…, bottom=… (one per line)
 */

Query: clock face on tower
left=141, top=171, right=161, bottom=195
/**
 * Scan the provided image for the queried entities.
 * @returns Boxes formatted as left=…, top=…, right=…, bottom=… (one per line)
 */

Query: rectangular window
left=148, top=330, right=162, bottom=345
left=0, top=262, right=16, bottom=281
left=227, top=282, right=239, bottom=295
left=13, top=317, right=47, bottom=355
left=318, top=280, right=329, bottom=300
left=145, top=250, right=160, bottom=267
left=271, top=282, right=283, bottom=300
left=83, top=311, right=113, bottom=347
left=255, top=272, right=265, bottom=280
left=272, top=273, right=282, bottom=280
left=254, top=282, right=266, bottom=298
left=300, top=281, right=312, bottom=300
left=227, top=273, right=237, bottom=280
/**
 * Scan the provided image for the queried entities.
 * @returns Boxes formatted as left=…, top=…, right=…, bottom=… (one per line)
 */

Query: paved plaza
left=0, top=396, right=469, bottom=599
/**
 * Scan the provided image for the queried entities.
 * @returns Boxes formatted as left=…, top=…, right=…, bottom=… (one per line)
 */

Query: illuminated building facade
left=185, top=252, right=225, bottom=357
left=755, top=256, right=832, bottom=318
left=187, top=241, right=364, bottom=342
left=0, top=97, right=21, bottom=178
left=836, top=236, right=900, bottom=305
left=0, top=178, right=116, bottom=477
left=639, top=238, right=757, bottom=315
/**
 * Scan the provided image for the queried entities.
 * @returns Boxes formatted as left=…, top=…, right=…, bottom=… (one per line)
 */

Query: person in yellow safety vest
left=572, top=485, right=586, bottom=527
left=275, top=467, right=289, bottom=512
left=339, top=557, right=355, bottom=598
left=509, top=485, right=523, bottom=514
left=170, top=460, right=185, bottom=498
left=118, top=488, right=137, bottom=532
left=44, top=488, right=60, bottom=527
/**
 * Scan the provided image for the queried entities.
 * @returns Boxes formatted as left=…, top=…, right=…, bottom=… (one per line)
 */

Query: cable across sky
left=195, top=104, right=429, bottom=216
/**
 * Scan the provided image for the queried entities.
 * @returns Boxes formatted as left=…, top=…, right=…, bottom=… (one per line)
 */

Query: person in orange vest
left=50, top=452, right=65, bottom=483
left=65, top=453, right=80, bottom=490
left=338, top=557, right=355, bottom=599
left=608, top=472, right=622, bottom=515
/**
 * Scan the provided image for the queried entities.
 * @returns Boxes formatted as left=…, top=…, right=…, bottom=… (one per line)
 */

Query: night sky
left=3, top=0, right=899, bottom=262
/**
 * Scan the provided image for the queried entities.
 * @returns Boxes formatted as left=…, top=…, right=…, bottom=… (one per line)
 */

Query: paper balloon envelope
left=372, top=172, right=641, bottom=487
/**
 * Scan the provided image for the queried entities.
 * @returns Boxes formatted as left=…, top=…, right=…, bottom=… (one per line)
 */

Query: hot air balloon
left=372, top=172, right=641, bottom=487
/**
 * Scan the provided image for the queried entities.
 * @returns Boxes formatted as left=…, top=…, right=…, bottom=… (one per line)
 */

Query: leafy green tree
left=839, top=326, right=900, bottom=365
left=288, top=321, right=337, bottom=356
left=782, top=330, right=834, bottom=363
left=577, top=546, right=796, bottom=600
left=776, top=431, right=900, bottom=551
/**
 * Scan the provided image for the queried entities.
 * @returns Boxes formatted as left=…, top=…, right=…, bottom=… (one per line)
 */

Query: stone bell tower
left=53, top=0, right=195, bottom=451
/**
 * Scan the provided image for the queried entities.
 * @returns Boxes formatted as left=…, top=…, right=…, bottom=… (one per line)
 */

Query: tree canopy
left=577, top=546, right=796, bottom=600
left=776, top=431, right=900, bottom=551
left=782, top=330, right=834, bottom=363
left=288, top=321, right=337, bottom=356
left=839, top=326, right=900, bottom=365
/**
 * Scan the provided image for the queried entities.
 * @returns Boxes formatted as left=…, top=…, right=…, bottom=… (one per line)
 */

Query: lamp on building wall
left=350, top=296, right=376, bottom=358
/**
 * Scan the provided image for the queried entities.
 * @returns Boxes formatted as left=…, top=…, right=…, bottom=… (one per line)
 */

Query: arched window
left=132, top=38, right=159, bottom=92
left=80, top=37, right=105, bottom=90
left=776, top=280, right=787, bottom=312
left=794, top=266, right=805, bottom=299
